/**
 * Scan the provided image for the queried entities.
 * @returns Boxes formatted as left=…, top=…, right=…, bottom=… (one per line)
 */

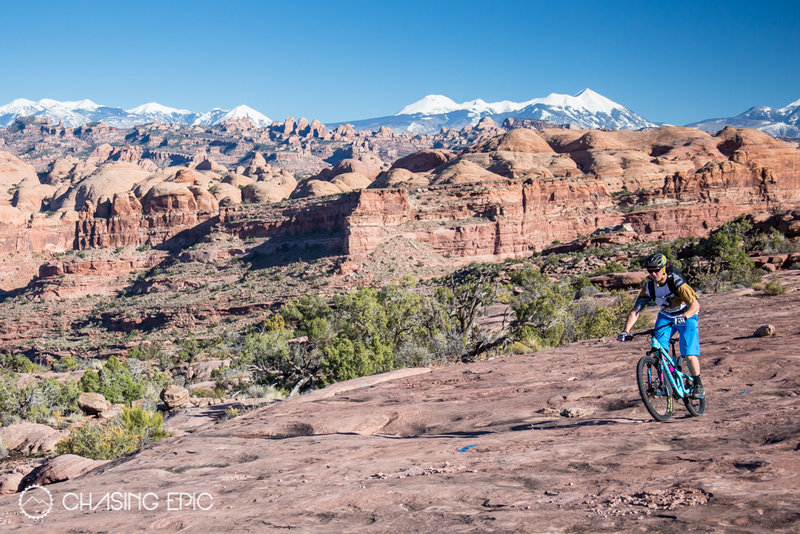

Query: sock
left=693, top=375, right=703, bottom=387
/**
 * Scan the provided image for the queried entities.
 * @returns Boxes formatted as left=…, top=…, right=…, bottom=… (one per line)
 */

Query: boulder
left=0, top=471, right=25, bottom=495
left=20, top=454, right=108, bottom=489
left=0, top=423, right=65, bottom=454
left=78, top=392, right=111, bottom=415
left=160, top=385, right=189, bottom=409
left=754, top=324, right=775, bottom=337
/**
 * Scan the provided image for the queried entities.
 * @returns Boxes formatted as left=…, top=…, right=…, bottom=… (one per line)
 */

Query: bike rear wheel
left=682, top=375, right=706, bottom=416
left=636, top=355, right=674, bottom=421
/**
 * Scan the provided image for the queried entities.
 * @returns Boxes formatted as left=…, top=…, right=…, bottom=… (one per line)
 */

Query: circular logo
left=19, top=485, right=53, bottom=520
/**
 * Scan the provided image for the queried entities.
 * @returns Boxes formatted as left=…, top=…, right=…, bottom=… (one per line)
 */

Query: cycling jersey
left=634, top=273, right=698, bottom=317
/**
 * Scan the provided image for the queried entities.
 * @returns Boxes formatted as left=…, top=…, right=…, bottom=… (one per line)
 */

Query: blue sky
left=1, top=0, right=798, bottom=125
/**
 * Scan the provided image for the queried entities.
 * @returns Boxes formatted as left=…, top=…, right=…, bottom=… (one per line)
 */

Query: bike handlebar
left=629, top=322, right=674, bottom=338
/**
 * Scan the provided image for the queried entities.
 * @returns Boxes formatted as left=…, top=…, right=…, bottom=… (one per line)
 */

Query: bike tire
left=636, top=355, right=674, bottom=422
left=682, top=376, right=706, bottom=416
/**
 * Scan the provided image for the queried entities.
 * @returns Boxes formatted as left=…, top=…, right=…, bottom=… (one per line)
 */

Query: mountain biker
left=617, top=252, right=704, bottom=399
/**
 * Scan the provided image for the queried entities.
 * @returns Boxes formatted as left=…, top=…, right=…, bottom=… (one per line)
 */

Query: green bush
left=0, top=375, right=81, bottom=423
left=56, top=406, right=168, bottom=460
left=321, top=337, right=394, bottom=384
left=764, top=279, right=787, bottom=295
left=594, top=261, right=626, bottom=275
left=56, top=421, right=140, bottom=460
left=0, top=354, right=39, bottom=373
left=119, top=406, right=169, bottom=444
left=0, top=440, right=8, bottom=461
left=687, top=216, right=761, bottom=291
left=79, top=356, right=168, bottom=404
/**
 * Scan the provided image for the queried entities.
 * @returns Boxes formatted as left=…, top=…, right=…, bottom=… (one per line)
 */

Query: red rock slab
left=0, top=271, right=798, bottom=532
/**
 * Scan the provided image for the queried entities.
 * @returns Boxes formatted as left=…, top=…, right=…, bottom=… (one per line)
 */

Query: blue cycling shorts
left=654, top=312, right=700, bottom=358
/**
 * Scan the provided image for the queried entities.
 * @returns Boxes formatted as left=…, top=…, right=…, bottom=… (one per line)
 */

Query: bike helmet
left=643, top=252, right=667, bottom=270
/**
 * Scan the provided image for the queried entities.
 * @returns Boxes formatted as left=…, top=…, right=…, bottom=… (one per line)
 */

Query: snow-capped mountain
left=687, top=98, right=800, bottom=138
left=193, top=105, right=273, bottom=127
left=339, top=89, right=658, bottom=133
left=0, top=99, right=273, bottom=128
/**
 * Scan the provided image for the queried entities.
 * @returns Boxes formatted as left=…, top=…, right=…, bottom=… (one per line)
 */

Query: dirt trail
left=1, top=271, right=798, bottom=533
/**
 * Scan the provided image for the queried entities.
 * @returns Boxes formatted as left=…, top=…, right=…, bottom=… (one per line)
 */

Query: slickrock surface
left=1, top=271, right=798, bottom=532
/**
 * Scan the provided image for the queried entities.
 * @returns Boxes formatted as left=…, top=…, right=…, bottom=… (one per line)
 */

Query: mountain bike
left=631, top=326, right=706, bottom=422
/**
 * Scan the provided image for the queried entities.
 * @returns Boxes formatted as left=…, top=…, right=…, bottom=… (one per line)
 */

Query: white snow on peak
left=778, top=98, right=800, bottom=112
left=219, top=105, right=273, bottom=126
left=397, top=88, right=625, bottom=117
left=127, top=102, right=192, bottom=115
left=0, top=98, right=39, bottom=114
left=518, top=88, right=623, bottom=114
left=39, top=98, right=100, bottom=111
left=397, top=95, right=461, bottom=116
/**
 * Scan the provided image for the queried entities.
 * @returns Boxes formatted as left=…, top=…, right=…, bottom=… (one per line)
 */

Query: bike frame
left=649, top=334, right=691, bottom=399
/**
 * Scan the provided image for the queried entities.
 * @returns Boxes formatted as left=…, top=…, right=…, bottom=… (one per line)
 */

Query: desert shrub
left=764, top=279, right=787, bottom=295
left=0, top=440, right=8, bottom=461
left=425, top=263, right=507, bottom=361
left=224, top=406, right=242, bottom=419
left=57, top=421, right=140, bottom=460
left=52, top=355, right=79, bottom=372
left=241, top=384, right=283, bottom=400
left=594, top=261, right=625, bottom=275
left=509, top=265, right=645, bottom=350
left=686, top=216, right=761, bottom=292
left=119, top=406, right=169, bottom=445
left=79, top=356, right=168, bottom=405
left=0, top=353, right=39, bottom=373
left=320, top=337, right=394, bottom=384
left=189, top=387, right=216, bottom=398
left=394, top=340, right=441, bottom=367
left=56, top=406, right=168, bottom=460
left=507, top=341, right=533, bottom=355
left=127, top=342, right=175, bottom=369
left=0, top=376, right=81, bottom=422
left=747, top=228, right=797, bottom=255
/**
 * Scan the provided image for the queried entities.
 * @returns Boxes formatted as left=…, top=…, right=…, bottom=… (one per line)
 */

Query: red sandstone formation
left=1, top=126, right=799, bottom=292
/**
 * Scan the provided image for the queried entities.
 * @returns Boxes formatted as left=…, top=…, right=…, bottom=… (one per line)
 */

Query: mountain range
left=1, top=90, right=799, bottom=137
left=0, top=99, right=273, bottom=129
left=687, top=99, right=800, bottom=138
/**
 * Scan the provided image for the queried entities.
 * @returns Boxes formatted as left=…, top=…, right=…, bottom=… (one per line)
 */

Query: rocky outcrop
left=0, top=423, right=65, bottom=454
left=19, top=454, right=108, bottom=489
left=2, top=125, right=799, bottom=283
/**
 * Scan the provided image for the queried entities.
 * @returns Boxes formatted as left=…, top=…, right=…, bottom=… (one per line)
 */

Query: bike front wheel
left=636, top=355, right=674, bottom=422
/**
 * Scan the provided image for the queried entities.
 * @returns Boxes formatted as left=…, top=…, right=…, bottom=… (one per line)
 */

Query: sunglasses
left=647, top=268, right=663, bottom=274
